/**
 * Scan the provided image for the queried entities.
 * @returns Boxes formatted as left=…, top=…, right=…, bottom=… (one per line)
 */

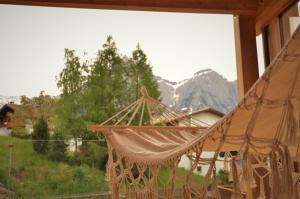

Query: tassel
left=126, top=185, right=130, bottom=199
left=282, top=146, right=295, bottom=198
left=183, top=184, right=191, bottom=199
left=297, top=143, right=300, bottom=164
left=163, top=186, right=168, bottom=199
left=299, top=99, right=300, bottom=136
left=198, top=184, right=208, bottom=199
left=151, top=168, right=159, bottom=199
left=211, top=168, right=221, bottom=199
left=183, top=165, right=192, bottom=199
left=296, top=179, right=300, bottom=199
left=284, top=101, right=298, bottom=145
left=242, top=148, right=256, bottom=188
left=230, top=157, right=242, bottom=199
left=257, top=175, right=266, bottom=199
left=168, top=165, right=176, bottom=199
left=112, top=181, right=120, bottom=199
left=269, top=149, right=281, bottom=199
left=107, top=145, right=120, bottom=199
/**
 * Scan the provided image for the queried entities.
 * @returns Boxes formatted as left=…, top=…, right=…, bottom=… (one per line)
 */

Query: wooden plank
left=234, top=15, right=259, bottom=98
left=255, top=0, right=295, bottom=35
left=0, top=0, right=259, bottom=15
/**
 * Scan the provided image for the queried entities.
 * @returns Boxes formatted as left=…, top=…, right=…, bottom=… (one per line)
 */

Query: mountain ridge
left=156, top=68, right=238, bottom=113
left=0, top=69, right=238, bottom=114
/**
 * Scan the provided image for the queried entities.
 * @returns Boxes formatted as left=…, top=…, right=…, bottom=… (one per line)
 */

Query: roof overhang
left=0, top=0, right=259, bottom=15
left=0, top=1, right=295, bottom=34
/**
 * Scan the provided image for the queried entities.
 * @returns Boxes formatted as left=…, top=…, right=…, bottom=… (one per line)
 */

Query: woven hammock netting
left=90, top=26, right=300, bottom=199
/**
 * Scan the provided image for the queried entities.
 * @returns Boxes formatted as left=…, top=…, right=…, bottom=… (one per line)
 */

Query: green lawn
left=157, top=167, right=203, bottom=187
left=0, top=136, right=108, bottom=198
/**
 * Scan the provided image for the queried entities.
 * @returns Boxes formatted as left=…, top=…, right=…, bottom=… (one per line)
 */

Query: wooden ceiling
left=0, top=0, right=260, bottom=15
left=0, top=0, right=295, bottom=33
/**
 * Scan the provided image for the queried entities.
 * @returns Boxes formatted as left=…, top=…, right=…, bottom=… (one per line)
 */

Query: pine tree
left=48, top=131, right=68, bottom=162
left=32, top=117, right=49, bottom=154
left=129, top=44, right=160, bottom=101
left=87, top=36, right=129, bottom=123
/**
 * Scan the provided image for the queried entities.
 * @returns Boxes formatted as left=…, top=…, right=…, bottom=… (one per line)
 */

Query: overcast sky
left=0, top=4, right=264, bottom=97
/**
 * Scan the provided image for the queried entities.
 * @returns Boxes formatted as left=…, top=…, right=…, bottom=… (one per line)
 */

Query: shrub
left=73, top=167, right=85, bottom=180
left=11, top=128, right=31, bottom=139
left=0, top=167, right=8, bottom=184
left=67, top=142, right=108, bottom=170
left=32, top=117, right=49, bottom=154
left=48, top=132, right=68, bottom=162
left=217, top=169, right=229, bottom=184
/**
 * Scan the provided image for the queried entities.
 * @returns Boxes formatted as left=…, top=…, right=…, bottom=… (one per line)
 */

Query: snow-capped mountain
left=0, top=95, right=19, bottom=107
left=1, top=69, right=237, bottom=113
left=156, top=69, right=238, bottom=113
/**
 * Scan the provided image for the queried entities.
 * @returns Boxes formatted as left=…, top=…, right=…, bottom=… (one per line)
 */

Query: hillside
left=0, top=136, right=108, bottom=198
left=0, top=136, right=205, bottom=198
left=156, top=69, right=238, bottom=113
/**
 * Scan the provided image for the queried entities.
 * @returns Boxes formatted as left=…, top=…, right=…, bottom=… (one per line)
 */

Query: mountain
left=0, top=95, right=19, bottom=107
left=156, top=69, right=238, bottom=113
left=0, top=69, right=237, bottom=113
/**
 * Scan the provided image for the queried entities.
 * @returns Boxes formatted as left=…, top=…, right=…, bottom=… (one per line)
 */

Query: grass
left=157, top=167, right=203, bottom=188
left=0, top=136, right=108, bottom=198
left=0, top=136, right=204, bottom=197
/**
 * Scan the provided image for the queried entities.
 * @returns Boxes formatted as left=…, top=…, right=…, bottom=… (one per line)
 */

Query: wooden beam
left=234, top=15, right=259, bottom=98
left=255, top=0, right=296, bottom=35
left=0, top=0, right=259, bottom=15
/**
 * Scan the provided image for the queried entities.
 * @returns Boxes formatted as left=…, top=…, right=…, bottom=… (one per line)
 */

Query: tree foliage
left=128, top=44, right=160, bottom=101
left=55, top=36, right=160, bottom=161
left=86, top=36, right=129, bottom=123
left=56, top=49, right=88, bottom=151
left=57, top=49, right=88, bottom=95
left=48, top=131, right=68, bottom=162
left=11, top=91, right=57, bottom=129
left=32, top=117, right=49, bottom=154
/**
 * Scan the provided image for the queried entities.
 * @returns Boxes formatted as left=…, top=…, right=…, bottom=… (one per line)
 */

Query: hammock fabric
left=90, top=25, right=300, bottom=199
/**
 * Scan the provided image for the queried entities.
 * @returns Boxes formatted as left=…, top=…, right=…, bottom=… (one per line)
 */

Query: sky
left=0, top=4, right=264, bottom=97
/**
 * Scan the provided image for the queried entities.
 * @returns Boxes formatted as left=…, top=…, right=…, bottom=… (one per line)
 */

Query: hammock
left=90, top=25, right=300, bottom=199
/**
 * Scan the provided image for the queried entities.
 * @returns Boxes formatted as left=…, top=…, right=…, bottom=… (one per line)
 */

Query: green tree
left=11, top=92, right=56, bottom=129
left=55, top=37, right=161, bottom=156
left=56, top=49, right=87, bottom=152
left=57, top=49, right=88, bottom=95
left=48, top=131, right=68, bottom=162
left=86, top=36, right=129, bottom=123
left=129, top=44, right=160, bottom=101
left=32, top=117, right=49, bottom=154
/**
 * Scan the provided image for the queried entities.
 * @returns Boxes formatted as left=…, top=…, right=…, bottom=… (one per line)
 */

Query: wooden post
left=234, top=15, right=259, bottom=199
left=234, top=15, right=259, bottom=99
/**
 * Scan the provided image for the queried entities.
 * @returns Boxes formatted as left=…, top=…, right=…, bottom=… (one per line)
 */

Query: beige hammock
left=90, top=25, right=300, bottom=199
